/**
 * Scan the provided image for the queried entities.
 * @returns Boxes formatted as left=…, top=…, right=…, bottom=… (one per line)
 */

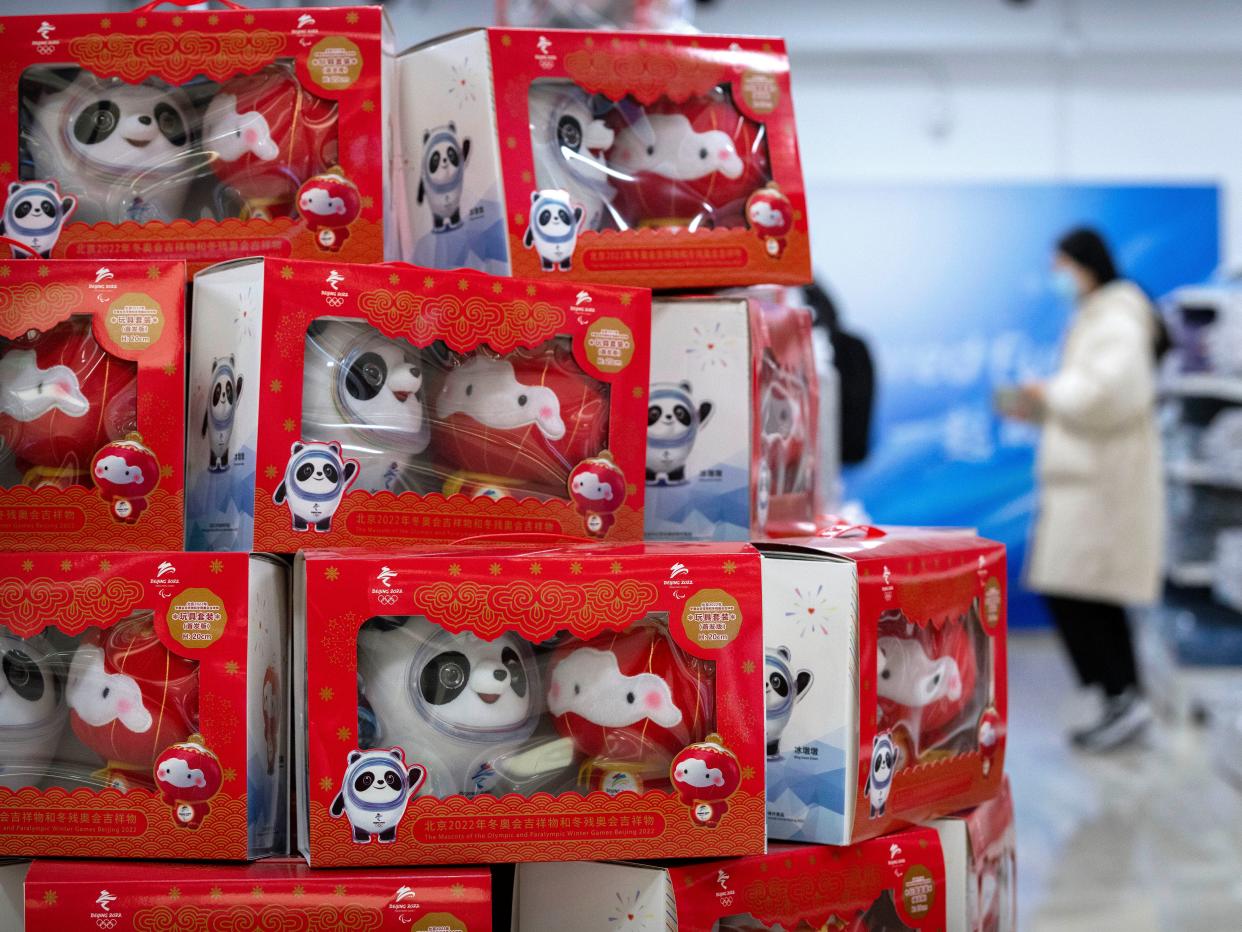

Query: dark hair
left=1055, top=226, right=1172, bottom=361
left=1056, top=227, right=1119, bottom=288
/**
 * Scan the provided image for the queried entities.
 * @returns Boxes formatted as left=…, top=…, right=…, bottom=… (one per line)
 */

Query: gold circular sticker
left=584, top=317, right=635, bottom=373
left=902, top=865, right=936, bottom=918
left=308, top=36, right=363, bottom=91
left=983, top=577, right=1002, bottom=629
left=740, top=70, right=781, bottom=115
left=106, top=292, right=164, bottom=351
left=682, top=588, right=741, bottom=649
left=167, top=588, right=228, bottom=649
left=412, top=915, right=467, bottom=932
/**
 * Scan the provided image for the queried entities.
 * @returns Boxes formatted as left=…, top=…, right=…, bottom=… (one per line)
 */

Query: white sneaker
left=1074, top=690, right=1152, bottom=752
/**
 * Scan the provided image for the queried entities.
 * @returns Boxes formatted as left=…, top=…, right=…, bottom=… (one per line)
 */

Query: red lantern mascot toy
left=203, top=64, right=339, bottom=221
left=153, top=734, right=223, bottom=829
left=875, top=609, right=978, bottom=762
left=669, top=732, right=741, bottom=828
left=65, top=612, right=198, bottom=791
left=547, top=622, right=713, bottom=795
left=0, top=317, right=137, bottom=488
left=745, top=184, right=795, bottom=259
left=567, top=452, right=626, bottom=537
left=434, top=344, right=610, bottom=499
left=91, top=433, right=160, bottom=523
left=297, top=172, right=362, bottom=252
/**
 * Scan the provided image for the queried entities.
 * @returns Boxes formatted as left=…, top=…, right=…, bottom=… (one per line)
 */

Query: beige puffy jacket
left=1026, top=280, right=1165, bottom=606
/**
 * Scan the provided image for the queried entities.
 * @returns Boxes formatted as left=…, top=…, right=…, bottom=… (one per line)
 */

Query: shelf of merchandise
left=1162, top=373, right=1242, bottom=404
left=1166, top=460, right=1242, bottom=490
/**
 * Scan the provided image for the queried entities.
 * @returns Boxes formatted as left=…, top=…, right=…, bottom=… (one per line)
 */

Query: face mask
left=1050, top=268, right=1080, bottom=301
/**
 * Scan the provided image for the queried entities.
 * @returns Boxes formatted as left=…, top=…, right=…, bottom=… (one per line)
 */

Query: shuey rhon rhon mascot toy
left=523, top=188, right=583, bottom=271
left=272, top=440, right=359, bottom=532
left=296, top=172, right=361, bottom=252
left=567, top=453, right=627, bottom=537
left=331, top=747, right=426, bottom=844
left=0, top=317, right=137, bottom=488
left=547, top=623, right=714, bottom=794
left=876, top=609, right=977, bottom=760
left=356, top=618, right=541, bottom=797
left=528, top=82, right=616, bottom=232
left=0, top=631, right=66, bottom=791
left=203, top=356, right=243, bottom=473
left=1, top=180, right=76, bottom=258
left=418, top=122, right=470, bottom=232
left=764, top=645, right=813, bottom=759
left=302, top=320, right=428, bottom=494
left=202, top=64, right=339, bottom=220
left=607, top=94, right=768, bottom=228
left=153, top=735, right=223, bottom=830
left=65, top=612, right=198, bottom=790
left=745, top=184, right=794, bottom=259
left=434, top=348, right=608, bottom=496
left=865, top=730, right=895, bottom=819
left=23, top=70, right=198, bottom=225
left=669, top=733, right=741, bottom=828
left=91, top=433, right=160, bottom=523
left=646, top=380, right=712, bottom=485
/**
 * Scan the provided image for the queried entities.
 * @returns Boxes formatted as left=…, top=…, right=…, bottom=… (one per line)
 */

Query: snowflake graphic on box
left=607, top=888, right=656, bottom=929
left=686, top=321, right=738, bottom=372
left=447, top=60, right=480, bottom=109
left=787, top=583, right=835, bottom=638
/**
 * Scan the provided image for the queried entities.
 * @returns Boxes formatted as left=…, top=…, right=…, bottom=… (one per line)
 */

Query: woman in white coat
left=1009, top=228, right=1166, bottom=752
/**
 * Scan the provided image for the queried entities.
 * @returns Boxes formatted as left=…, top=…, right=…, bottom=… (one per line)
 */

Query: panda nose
left=493, top=669, right=507, bottom=682
left=138, top=115, right=152, bottom=126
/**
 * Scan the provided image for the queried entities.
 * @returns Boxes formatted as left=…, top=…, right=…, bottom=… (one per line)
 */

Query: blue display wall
left=815, top=183, right=1220, bottom=627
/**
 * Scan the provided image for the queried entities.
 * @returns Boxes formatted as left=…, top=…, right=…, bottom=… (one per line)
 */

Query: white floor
left=1009, top=633, right=1242, bottom=931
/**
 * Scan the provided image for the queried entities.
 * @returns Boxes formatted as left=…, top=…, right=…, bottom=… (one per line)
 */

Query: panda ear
left=777, top=646, right=791, bottom=662
left=387, top=749, right=403, bottom=763
left=422, top=129, right=430, bottom=144
left=7, top=182, right=20, bottom=197
left=347, top=750, right=362, bottom=765
left=531, top=190, right=540, bottom=205
left=291, top=441, right=304, bottom=455
left=448, top=121, right=456, bottom=134
left=329, top=441, right=342, bottom=456
left=679, top=381, right=693, bottom=394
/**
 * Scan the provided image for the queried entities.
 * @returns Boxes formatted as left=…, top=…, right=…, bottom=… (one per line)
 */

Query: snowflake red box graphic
left=396, top=28, right=810, bottom=289
left=187, top=258, right=651, bottom=551
left=295, top=543, right=766, bottom=866
left=0, top=6, right=389, bottom=274
left=0, top=551, right=288, bottom=861
left=0, top=258, right=185, bottom=551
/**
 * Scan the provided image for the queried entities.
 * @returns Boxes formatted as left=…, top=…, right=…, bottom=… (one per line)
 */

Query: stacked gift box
left=0, top=5, right=1013, bottom=930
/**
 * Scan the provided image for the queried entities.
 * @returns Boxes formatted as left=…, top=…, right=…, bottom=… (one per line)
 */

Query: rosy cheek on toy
left=548, top=682, right=560, bottom=701
left=540, top=405, right=554, bottom=420
left=644, top=690, right=663, bottom=712
left=244, top=128, right=258, bottom=146
left=117, top=698, right=133, bottom=716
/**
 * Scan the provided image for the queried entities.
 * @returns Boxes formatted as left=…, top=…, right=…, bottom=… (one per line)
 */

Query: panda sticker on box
left=0, top=180, right=76, bottom=258
left=764, top=645, right=812, bottom=760
left=272, top=440, right=359, bottom=532
left=330, top=747, right=426, bottom=844
left=356, top=617, right=542, bottom=798
left=523, top=188, right=582, bottom=271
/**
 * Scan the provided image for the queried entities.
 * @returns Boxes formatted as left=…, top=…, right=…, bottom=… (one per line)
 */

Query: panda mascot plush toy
left=646, top=380, right=712, bottom=485
left=864, top=730, right=895, bottom=818
left=23, top=70, right=198, bottom=225
left=0, top=180, right=76, bottom=258
left=302, top=320, right=429, bottom=494
left=272, top=439, right=359, bottom=532
left=0, top=631, right=66, bottom=790
left=330, top=747, right=426, bottom=844
left=523, top=188, right=583, bottom=271
left=417, top=123, right=470, bottom=232
left=356, top=617, right=542, bottom=798
left=528, top=83, right=616, bottom=232
left=763, top=645, right=812, bottom=759
left=202, top=356, right=242, bottom=473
